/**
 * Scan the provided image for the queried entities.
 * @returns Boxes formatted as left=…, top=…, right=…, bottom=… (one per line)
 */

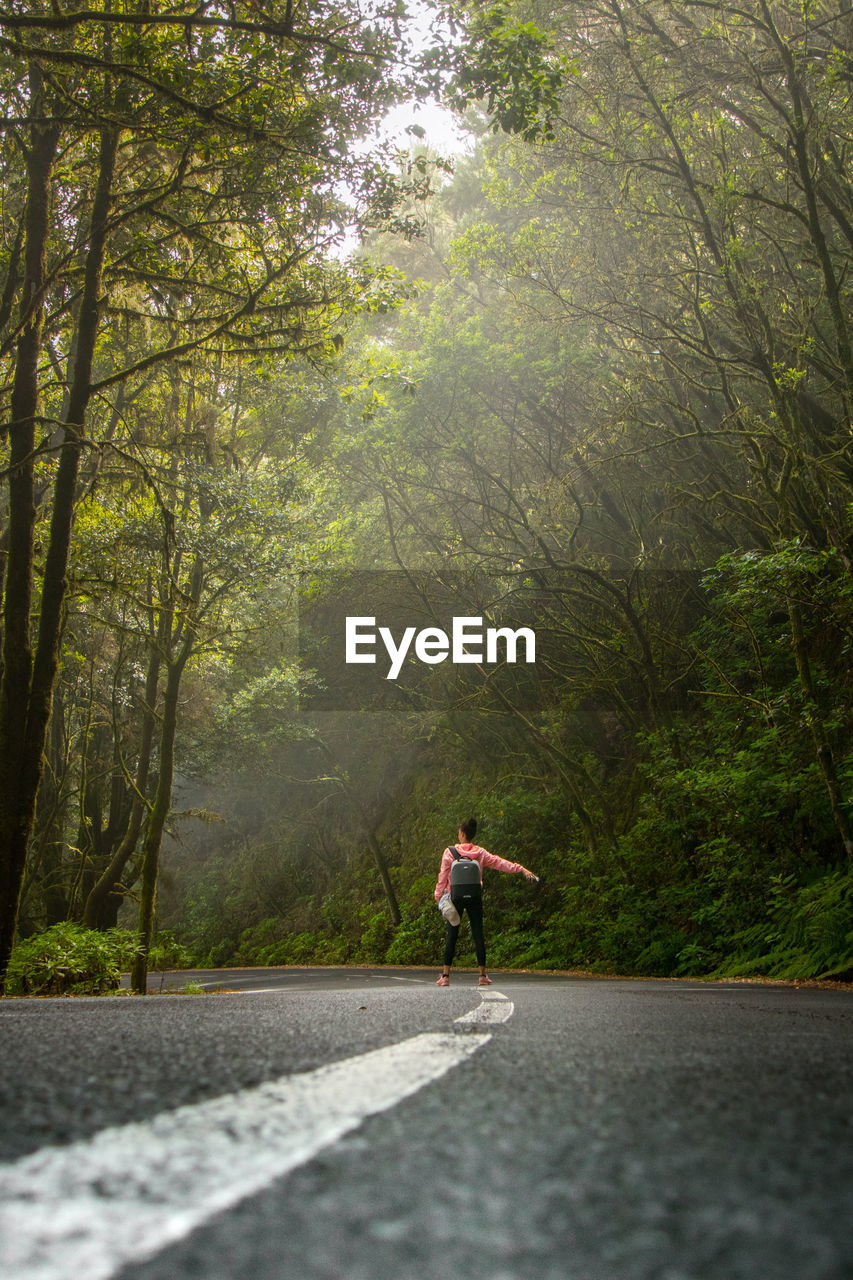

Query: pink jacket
left=434, top=843, right=524, bottom=901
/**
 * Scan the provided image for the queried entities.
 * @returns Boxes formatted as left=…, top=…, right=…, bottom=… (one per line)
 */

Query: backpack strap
left=449, top=845, right=459, bottom=860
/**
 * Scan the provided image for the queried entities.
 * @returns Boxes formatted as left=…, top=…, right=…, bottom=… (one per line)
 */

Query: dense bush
left=714, top=871, right=853, bottom=981
left=165, top=695, right=853, bottom=983
left=7, top=924, right=140, bottom=995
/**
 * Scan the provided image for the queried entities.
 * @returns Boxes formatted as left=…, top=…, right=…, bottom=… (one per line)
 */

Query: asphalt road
left=2, top=970, right=852, bottom=1279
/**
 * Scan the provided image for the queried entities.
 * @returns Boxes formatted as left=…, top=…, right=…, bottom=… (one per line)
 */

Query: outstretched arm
left=479, top=850, right=538, bottom=880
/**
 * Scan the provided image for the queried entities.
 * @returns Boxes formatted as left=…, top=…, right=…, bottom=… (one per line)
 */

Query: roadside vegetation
left=2, top=0, right=852, bottom=992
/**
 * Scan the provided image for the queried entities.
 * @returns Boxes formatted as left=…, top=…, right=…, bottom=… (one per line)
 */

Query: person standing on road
left=434, top=817, right=538, bottom=987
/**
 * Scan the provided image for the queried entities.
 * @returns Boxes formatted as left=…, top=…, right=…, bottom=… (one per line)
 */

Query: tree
left=0, top=0, right=410, bottom=989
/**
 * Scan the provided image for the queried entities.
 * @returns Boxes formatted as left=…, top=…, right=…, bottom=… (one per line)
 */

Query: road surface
left=1, top=969, right=852, bottom=1279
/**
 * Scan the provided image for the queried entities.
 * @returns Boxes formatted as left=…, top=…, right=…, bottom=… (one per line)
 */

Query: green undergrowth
left=712, top=870, right=853, bottom=981
left=128, top=705, right=853, bottom=986
left=16, top=867, right=850, bottom=989
left=6, top=923, right=140, bottom=995
left=190, top=789, right=853, bottom=982
left=5, top=924, right=199, bottom=996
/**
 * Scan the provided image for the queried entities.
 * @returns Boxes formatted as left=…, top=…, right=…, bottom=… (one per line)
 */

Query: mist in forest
left=3, top=0, right=852, bottom=992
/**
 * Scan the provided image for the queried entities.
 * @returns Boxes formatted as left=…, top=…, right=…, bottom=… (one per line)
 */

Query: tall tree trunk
left=787, top=597, right=853, bottom=860
left=316, top=740, right=402, bottom=924
left=130, top=646, right=190, bottom=994
left=131, top=547, right=202, bottom=993
left=0, top=64, right=60, bottom=989
left=0, top=120, right=117, bottom=989
left=82, top=638, right=163, bottom=929
left=362, top=823, right=401, bottom=926
left=22, top=123, right=118, bottom=837
left=35, top=686, right=71, bottom=925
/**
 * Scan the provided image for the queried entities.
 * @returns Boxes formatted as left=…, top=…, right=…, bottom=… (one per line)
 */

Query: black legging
left=444, top=893, right=486, bottom=967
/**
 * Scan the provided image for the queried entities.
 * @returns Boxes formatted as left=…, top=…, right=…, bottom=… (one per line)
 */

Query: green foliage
left=178, top=658, right=851, bottom=982
left=445, top=7, right=571, bottom=142
left=6, top=924, right=140, bottom=996
left=354, top=910, right=396, bottom=964
left=147, top=931, right=196, bottom=973
left=219, top=917, right=346, bottom=967
left=14, top=2, right=853, bottom=992
left=385, top=875, right=449, bottom=966
left=384, top=905, right=443, bottom=966
left=714, top=872, right=853, bottom=981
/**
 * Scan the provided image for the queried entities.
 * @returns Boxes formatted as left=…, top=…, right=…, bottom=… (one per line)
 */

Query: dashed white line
left=455, top=991, right=515, bottom=1025
left=214, top=987, right=284, bottom=994
left=0, top=1031, right=490, bottom=1280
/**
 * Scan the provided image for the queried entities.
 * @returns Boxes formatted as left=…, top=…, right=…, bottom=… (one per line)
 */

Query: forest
left=1, top=0, right=852, bottom=996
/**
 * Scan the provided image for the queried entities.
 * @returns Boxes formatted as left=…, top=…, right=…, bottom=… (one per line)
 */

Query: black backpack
left=449, top=846, right=482, bottom=903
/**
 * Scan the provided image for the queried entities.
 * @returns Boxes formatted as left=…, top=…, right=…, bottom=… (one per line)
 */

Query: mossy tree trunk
left=82, top=611, right=165, bottom=930
left=0, top=64, right=60, bottom=990
left=130, top=642, right=193, bottom=993
left=0, top=116, right=117, bottom=990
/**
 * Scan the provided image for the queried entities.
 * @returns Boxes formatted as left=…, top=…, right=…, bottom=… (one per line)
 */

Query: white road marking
left=226, top=977, right=430, bottom=993
left=220, top=987, right=290, bottom=994
left=0, top=1031, right=490, bottom=1280
left=455, top=992, right=515, bottom=1025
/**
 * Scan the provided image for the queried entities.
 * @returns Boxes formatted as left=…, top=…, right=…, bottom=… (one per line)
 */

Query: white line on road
left=455, top=991, right=515, bottom=1025
left=0, top=1031, right=490, bottom=1280
left=219, top=987, right=291, bottom=994
left=221, top=977, right=432, bottom=993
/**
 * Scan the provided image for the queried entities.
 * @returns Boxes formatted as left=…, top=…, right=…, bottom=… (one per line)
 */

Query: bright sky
left=373, top=98, right=473, bottom=158
left=332, top=7, right=473, bottom=254
left=365, top=0, right=473, bottom=159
